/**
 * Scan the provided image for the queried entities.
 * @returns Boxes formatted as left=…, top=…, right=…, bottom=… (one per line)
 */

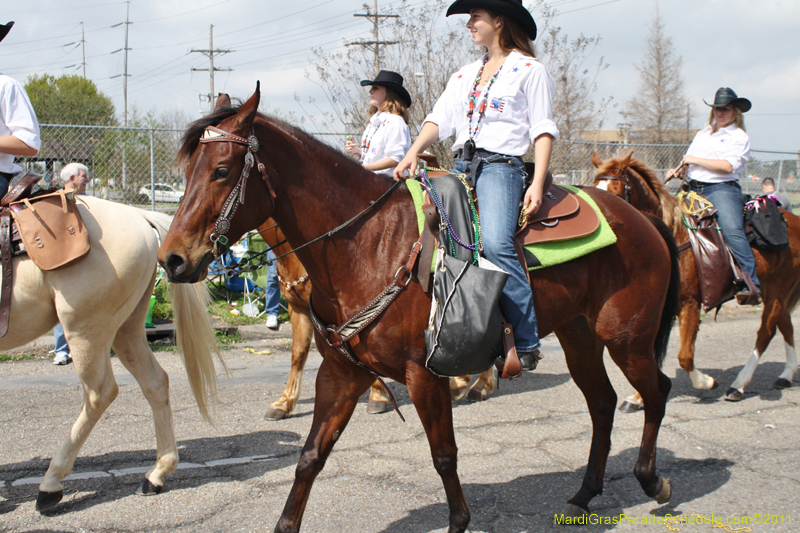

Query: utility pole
left=80, top=22, right=86, bottom=78
left=111, top=1, right=132, bottom=189
left=111, top=1, right=132, bottom=126
left=348, top=0, right=398, bottom=76
left=191, top=25, right=233, bottom=113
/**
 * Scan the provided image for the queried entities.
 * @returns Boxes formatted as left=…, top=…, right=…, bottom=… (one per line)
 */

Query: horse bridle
left=597, top=174, right=632, bottom=203
left=198, top=125, right=276, bottom=253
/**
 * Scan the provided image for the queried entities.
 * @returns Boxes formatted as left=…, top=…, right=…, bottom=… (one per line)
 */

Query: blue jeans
left=453, top=155, right=540, bottom=352
left=689, top=180, right=760, bottom=289
left=53, top=323, right=70, bottom=356
left=265, top=249, right=281, bottom=316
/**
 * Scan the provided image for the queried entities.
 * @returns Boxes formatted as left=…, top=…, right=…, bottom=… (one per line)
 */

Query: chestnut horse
left=159, top=87, right=679, bottom=531
left=257, top=221, right=391, bottom=419
left=593, top=152, right=800, bottom=406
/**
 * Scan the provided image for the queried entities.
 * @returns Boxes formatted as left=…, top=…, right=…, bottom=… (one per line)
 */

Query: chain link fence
left=13, top=125, right=800, bottom=211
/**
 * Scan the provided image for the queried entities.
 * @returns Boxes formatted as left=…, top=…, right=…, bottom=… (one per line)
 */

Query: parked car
left=137, top=184, right=184, bottom=203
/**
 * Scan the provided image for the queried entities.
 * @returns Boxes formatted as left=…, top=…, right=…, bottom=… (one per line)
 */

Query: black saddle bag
left=745, top=196, right=789, bottom=252
left=424, top=253, right=509, bottom=377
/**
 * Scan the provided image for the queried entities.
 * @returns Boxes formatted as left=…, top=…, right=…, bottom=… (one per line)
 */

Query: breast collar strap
left=598, top=175, right=631, bottom=203
left=199, top=125, right=277, bottom=253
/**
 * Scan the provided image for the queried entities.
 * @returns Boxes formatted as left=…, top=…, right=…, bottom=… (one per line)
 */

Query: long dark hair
left=367, top=87, right=409, bottom=124
left=490, top=11, right=536, bottom=58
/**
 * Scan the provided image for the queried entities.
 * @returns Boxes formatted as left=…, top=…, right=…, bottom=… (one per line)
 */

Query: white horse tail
left=168, top=281, right=227, bottom=422
left=139, top=208, right=227, bottom=423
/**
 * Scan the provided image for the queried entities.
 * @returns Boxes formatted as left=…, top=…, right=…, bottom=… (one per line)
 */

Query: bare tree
left=627, top=5, right=688, bottom=143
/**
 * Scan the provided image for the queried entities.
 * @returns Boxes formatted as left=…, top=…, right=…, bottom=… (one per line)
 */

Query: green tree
left=25, top=74, right=116, bottom=126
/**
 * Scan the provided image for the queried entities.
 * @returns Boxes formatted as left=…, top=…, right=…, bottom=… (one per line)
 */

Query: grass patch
left=148, top=328, right=242, bottom=353
left=0, top=353, right=38, bottom=362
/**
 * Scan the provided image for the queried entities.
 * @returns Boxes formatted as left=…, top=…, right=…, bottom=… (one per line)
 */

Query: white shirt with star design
left=423, top=50, right=559, bottom=157
left=360, top=111, right=411, bottom=176
left=686, top=124, right=750, bottom=183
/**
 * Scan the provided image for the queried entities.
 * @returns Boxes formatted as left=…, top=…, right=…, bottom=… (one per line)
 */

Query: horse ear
left=214, top=93, right=232, bottom=110
left=591, top=152, right=603, bottom=168
left=230, top=82, right=261, bottom=134
left=622, top=151, right=633, bottom=167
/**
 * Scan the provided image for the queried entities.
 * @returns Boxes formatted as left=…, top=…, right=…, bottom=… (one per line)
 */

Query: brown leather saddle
left=0, top=173, right=44, bottom=337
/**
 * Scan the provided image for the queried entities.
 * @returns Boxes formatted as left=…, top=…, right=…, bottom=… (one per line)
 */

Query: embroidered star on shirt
left=512, top=67, right=519, bottom=72
left=525, top=62, right=532, bottom=67
left=457, top=74, right=463, bottom=79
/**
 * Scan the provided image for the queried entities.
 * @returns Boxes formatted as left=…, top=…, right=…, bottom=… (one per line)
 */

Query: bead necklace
left=360, top=115, right=389, bottom=163
left=467, top=54, right=505, bottom=143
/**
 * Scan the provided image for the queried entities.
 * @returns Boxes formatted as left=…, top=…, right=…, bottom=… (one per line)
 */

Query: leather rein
left=597, top=174, right=632, bottom=203
left=197, top=123, right=419, bottom=420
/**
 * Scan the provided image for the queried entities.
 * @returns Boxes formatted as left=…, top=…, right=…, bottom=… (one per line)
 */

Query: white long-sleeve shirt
left=686, top=124, right=750, bottom=184
left=360, top=111, right=411, bottom=176
left=424, top=50, right=559, bottom=157
left=0, top=73, right=41, bottom=175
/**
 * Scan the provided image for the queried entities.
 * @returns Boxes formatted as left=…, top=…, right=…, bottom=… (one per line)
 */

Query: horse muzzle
left=159, top=251, right=215, bottom=283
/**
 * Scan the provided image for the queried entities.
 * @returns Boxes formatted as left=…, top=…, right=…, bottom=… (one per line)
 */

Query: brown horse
left=257, top=220, right=391, bottom=418
left=158, top=87, right=679, bottom=531
left=593, top=152, right=800, bottom=406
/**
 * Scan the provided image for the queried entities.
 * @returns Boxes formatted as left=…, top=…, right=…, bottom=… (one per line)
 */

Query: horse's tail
left=646, top=213, right=681, bottom=368
left=139, top=209, right=226, bottom=423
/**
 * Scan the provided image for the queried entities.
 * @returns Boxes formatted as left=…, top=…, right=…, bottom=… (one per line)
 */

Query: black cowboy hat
left=0, top=21, right=14, bottom=44
left=703, top=87, right=752, bottom=113
left=360, top=70, right=412, bottom=108
left=446, top=0, right=537, bottom=41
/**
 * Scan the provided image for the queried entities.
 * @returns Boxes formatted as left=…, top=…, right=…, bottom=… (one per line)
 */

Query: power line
left=348, top=0, right=399, bottom=77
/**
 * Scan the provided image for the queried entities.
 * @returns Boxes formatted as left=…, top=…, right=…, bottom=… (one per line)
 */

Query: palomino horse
left=0, top=196, right=222, bottom=511
left=257, top=220, right=391, bottom=419
left=593, top=152, right=800, bottom=406
left=159, top=87, right=679, bottom=531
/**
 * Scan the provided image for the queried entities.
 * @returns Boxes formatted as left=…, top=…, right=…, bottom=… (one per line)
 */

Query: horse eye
left=214, top=167, right=230, bottom=180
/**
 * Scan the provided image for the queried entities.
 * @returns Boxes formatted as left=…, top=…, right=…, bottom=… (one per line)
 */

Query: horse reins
left=597, top=174, right=632, bottom=203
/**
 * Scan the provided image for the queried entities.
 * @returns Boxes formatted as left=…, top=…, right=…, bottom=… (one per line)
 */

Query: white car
left=138, top=184, right=184, bottom=203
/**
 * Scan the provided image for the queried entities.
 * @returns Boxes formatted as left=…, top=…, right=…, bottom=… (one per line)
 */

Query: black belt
left=454, top=148, right=521, bottom=179
left=0, top=171, right=13, bottom=181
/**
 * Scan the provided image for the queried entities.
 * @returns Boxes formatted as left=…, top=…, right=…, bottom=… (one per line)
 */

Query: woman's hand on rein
left=522, top=184, right=543, bottom=219
left=393, top=153, right=417, bottom=181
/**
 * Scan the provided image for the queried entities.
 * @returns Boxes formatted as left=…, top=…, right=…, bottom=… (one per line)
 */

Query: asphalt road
left=1, top=303, right=798, bottom=533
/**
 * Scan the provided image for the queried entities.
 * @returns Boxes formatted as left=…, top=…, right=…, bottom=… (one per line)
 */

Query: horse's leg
left=450, top=375, right=471, bottom=402
left=679, top=299, right=716, bottom=389
left=265, top=304, right=314, bottom=420
left=275, top=357, right=374, bottom=533
left=554, top=318, right=614, bottom=516
left=111, top=276, right=178, bottom=495
left=727, top=294, right=781, bottom=401
left=606, top=335, right=672, bottom=504
left=406, top=365, right=470, bottom=532
left=774, top=303, right=797, bottom=389
left=466, top=367, right=497, bottom=402
left=37, top=329, right=118, bottom=511
left=366, top=379, right=390, bottom=414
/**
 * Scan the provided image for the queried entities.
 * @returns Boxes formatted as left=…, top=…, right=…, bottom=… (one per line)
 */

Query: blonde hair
left=367, top=87, right=409, bottom=124
left=708, top=106, right=746, bottom=132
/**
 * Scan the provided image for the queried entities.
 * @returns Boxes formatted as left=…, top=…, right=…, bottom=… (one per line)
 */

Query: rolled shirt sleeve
left=382, top=116, right=411, bottom=162
left=723, top=130, right=750, bottom=174
left=525, top=63, right=559, bottom=142
left=2, top=78, right=41, bottom=151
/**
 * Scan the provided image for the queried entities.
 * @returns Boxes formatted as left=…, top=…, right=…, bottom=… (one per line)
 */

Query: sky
left=2, top=0, right=799, bottom=152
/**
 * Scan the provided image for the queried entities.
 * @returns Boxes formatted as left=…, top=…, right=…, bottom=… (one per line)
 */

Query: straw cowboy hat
left=360, top=70, right=412, bottom=108
left=446, top=0, right=537, bottom=40
left=704, top=87, right=752, bottom=113
left=0, top=22, right=14, bottom=44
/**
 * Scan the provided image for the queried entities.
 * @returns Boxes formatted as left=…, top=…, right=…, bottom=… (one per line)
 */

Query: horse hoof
left=710, top=378, right=719, bottom=389
left=264, top=407, right=289, bottom=421
left=367, top=400, right=390, bottom=415
left=653, top=477, right=672, bottom=504
left=725, top=388, right=743, bottom=402
left=466, top=388, right=488, bottom=402
left=451, top=386, right=467, bottom=402
left=36, top=490, right=63, bottom=512
left=135, top=477, right=163, bottom=496
left=561, top=503, right=589, bottom=517
left=774, top=378, right=792, bottom=389
left=618, top=401, right=642, bottom=413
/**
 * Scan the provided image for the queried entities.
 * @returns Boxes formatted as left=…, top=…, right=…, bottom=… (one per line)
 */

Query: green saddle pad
left=406, top=180, right=616, bottom=273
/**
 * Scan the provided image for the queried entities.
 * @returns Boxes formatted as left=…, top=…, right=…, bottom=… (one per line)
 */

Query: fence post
left=777, top=159, right=784, bottom=192
left=150, top=129, right=156, bottom=211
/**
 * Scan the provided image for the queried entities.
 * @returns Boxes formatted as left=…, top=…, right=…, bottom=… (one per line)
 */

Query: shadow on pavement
left=0, top=429, right=302, bottom=516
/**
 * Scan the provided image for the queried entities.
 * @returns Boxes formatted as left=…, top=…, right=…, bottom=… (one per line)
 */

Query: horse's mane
left=595, top=155, right=678, bottom=230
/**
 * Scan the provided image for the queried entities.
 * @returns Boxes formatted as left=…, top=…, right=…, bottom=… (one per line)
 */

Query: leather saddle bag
left=10, top=189, right=90, bottom=270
